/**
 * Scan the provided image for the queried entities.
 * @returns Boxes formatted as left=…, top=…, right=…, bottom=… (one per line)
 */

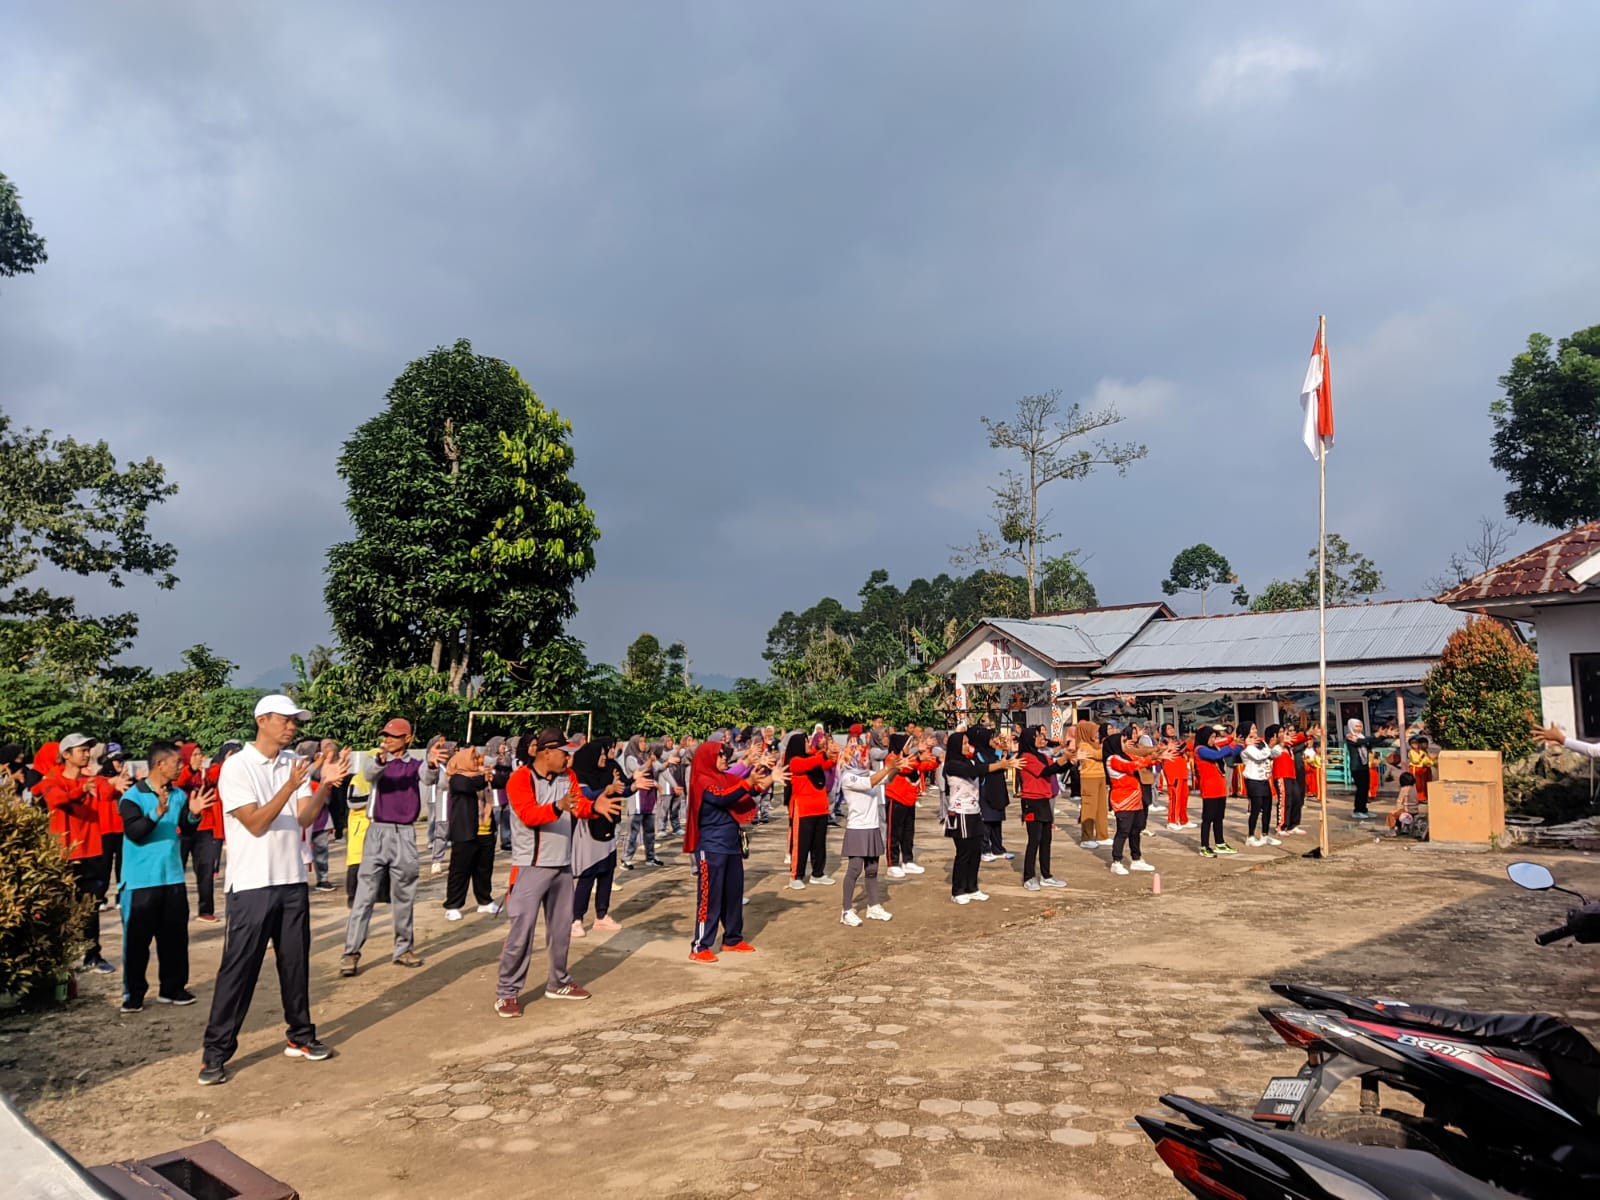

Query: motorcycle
left=1142, top=862, right=1600, bottom=1198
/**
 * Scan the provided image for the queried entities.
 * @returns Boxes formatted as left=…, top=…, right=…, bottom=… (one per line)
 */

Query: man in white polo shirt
left=197, top=694, right=351, bottom=1086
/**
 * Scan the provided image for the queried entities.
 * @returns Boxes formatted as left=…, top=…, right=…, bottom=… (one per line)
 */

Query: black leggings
left=951, top=833, right=982, bottom=896
left=573, top=855, right=615, bottom=920
left=1352, top=757, right=1372, bottom=813
left=1200, top=797, right=1227, bottom=849
left=1280, top=780, right=1305, bottom=831
left=982, top=819, right=1007, bottom=855
left=792, top=814, right=829, bottom=880
left=1112, top=807, right=1147, bottom=862
left=1022, top=819, right=1053, bottom=880
left=1246, top=778, right=1274, bottom=837
left=191, top=830, right=222, bottom=917
left=889, top=804, right=916, bottom=866
left=444, top=834, right=496, bottom=909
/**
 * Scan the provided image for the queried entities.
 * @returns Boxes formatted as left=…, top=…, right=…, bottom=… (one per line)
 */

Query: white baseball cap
left=255, top=694, right=312, bottom=721
left=59, top=732, right=98, bottom=753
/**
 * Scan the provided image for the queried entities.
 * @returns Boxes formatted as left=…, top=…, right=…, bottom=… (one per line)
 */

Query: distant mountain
left=245, top=664, right=297, bottom=691
left=693, top=672, right=739, bottom=692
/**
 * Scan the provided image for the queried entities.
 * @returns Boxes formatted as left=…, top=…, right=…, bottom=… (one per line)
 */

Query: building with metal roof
left=1438, top=521, right=1600, bottom=738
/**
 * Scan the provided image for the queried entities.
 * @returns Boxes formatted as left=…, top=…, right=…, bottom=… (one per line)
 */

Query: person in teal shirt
left=118, top=741, right=211, bottom=1013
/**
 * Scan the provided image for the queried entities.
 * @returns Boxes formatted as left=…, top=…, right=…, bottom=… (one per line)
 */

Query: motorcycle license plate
left=1253, top=1076, right=1311, bottom=1123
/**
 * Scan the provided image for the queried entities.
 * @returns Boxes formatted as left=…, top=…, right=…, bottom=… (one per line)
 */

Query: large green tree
left=1489, top=324, right=1600, bottom=527
left=0, top=171, right=48, bottom=282
left=1160, top=543, right=1236, bottom=615
left=326, top=340, right=599, bottom=694
left=0, top=408, right=178, bottom=676
left=1232, top=534, right=1383, bottom=612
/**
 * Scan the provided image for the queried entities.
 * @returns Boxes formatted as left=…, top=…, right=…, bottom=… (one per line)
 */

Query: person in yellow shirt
left=343, top=788, right=390, bottom=908
left=1407, top=735, right=1435, bottom=802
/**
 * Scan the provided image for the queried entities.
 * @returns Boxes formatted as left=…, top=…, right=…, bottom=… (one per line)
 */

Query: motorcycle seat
left=1273, top=983, right=1600, bottom=1119
left=1272, top=1131, right=1517, bottom=1199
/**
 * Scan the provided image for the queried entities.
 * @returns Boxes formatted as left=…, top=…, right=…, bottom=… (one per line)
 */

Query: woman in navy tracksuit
left=685, top=740, right=775, bottom=962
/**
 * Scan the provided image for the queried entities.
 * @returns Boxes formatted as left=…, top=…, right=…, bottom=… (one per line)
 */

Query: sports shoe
left=887, top=866, right=906, bottom=879
left=980, top=852, right=998, bottom=863
left=1353, top=812, right=1376, bottom=820
left=619, top=858, right=634, bottom=871
left=864, top=905, right=892, bottom=922
left=314, top=881, right=335, bottom=892
left=787, top=879, right=806, bottom=891
left=1289, top=827, right=1307, bottom=835
left=197, top=1062, right=228, bottom=1086
left=1023, top=878, right=1041, bottom=892
left=1001, top=852, right=1016, bottom=860
left=1080, top=840, right=1100, bottom=850
left=1110, top=862, right=1130, bottom=876
left=445, top=909, right=463, bottom=922
left=722, top=941, right=756, bottom=953
left=1130, top=860, right=1155, bottom=872
left=494, top=996, right=522, bottom=1019
left=339, top=953, right=359, bottom=977
left=1199, top=846, right=1217, bottom=858
left=811, top=874, right=835, bottom=886
left=394, top=951, right=424, bottom=968
left=197, top=913, right=220, bottom=922
left=476, top=903, right=501, bottom=915
left=1166, top=822, right=1184, bottom=831
left=1263, top=835, right=1282, bottom=846
left=1246, top=836, right=1263, bottom=847
left=903, top=862, right=925, bottom=875
left=840, top=910, right=864, bottom=927
left=1183, top=822, right=1199, bottom=830
left=646, top=857, right=665, bottom=866
left=430, top=862, right=443, bottom=875
left=284, top=1037, right=333, bottom=1060
left=156, top=989, right=197, bottom=1006
left=86, top=956, right=115, bottom=974
left=951, top=894, right=971, bottom=906
left=1151, top=804, right=1166, bottom=813
left=593, top=915, right=622, bottom=931
left=1215, top=843, right=1238, bottom=855
left=544, top=983, right=592, bottom=1001
left=689, top=949, right=719, bottom=963
left=120, top=997, right=144, bottom=1014
left=1041, top=876, right=1067, bottom=888
left=966, top=891, right=990, bottom=902
left=571, top=920, right=586, bottom=939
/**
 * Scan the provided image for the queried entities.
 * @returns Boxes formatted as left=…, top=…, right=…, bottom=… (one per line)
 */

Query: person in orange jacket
left=40, top=733, right=130, bottom=973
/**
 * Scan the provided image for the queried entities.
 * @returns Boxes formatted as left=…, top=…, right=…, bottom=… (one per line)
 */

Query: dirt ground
left=4, top=801, right=1597, bottom=1200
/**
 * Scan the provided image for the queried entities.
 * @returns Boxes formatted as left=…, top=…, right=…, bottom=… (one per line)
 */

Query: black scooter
left=1143, top=862, right=1600, bottom=1198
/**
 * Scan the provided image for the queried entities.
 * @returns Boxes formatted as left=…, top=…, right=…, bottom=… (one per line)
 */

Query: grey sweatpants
left=426, top=792, right=448, bottom=864
left=496, top=864, right=575, bottom=998
left=343, top=822, right=419, bottom=960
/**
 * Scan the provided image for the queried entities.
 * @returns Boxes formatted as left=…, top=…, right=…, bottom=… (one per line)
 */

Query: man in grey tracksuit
left=493, top=728, right=622, bottom=1016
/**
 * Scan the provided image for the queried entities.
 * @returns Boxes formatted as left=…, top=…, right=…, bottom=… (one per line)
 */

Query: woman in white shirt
left=837, top=743, right=896, bottom=926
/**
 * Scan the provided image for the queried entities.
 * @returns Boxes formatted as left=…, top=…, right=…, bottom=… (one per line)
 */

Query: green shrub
left=1422, top=617, right=1538, bottom=760
left=0, top=802, right=91, bottom=1005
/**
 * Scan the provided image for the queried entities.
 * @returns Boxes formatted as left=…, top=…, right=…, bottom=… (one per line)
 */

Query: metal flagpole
left=1316, top=314, right=1331, bottom=858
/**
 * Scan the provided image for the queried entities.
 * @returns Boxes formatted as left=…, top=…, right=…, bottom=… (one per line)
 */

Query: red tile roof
left=1436, top=522, right=1600, bottom=602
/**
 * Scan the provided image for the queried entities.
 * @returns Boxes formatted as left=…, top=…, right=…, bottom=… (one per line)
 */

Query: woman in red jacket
left=784, top=732, right=836, bottom=890
left=1104, top=733, right=1163, bottom=875
left=1017, top=725, right=1069, bottom=891
left=189, top=742, right=235, bottom=921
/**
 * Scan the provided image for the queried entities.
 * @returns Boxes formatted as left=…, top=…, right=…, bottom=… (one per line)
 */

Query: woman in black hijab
left=966, top=726, right=1013, bottom=863
left=570, top=738, right=626, bottom=936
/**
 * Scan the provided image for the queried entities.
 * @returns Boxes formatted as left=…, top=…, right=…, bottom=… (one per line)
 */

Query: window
left=1574, top=654, right=1600, bottom=741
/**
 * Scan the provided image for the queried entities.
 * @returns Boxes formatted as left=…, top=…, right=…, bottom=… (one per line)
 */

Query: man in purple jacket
left=340, top=717, right=447, bottom=976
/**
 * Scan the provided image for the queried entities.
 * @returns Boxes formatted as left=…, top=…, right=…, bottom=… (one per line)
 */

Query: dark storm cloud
left=4, top=2, right=1598, bottom=681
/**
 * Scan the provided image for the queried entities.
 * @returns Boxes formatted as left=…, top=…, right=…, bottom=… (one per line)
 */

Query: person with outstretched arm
left=1535, top=723, right=1600, bottom=758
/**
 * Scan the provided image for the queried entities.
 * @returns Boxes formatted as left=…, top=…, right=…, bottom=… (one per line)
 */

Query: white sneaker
left=1110, top=862, right=1131, bottom=876
left=1041, top=877, right=1067, bottom=888
left=445, top=909, right=463, bottom=922
left=1183, top=822, right=1199, bottom=829
left=865, top=905, right=893, bottom=922
left=966, top=890, right=990, bottom=902
left=570, top=920, right=586, bottom=939
left=1080, top=840, right=1100, bottom=850
left=840, top=910, right=864, bottom=927
left=1247, top=836, right=1264, bottom=847
left=887, top=866, right=906, bottom=879
left=1130, top=860, right=1155, bottom=872
left=430, top=862, right=443, bottom=876
left=811, top=874, right=835, bottom=886
left=903, top=862, right=925, bottom=875
left=980, top=852, right=997, bottom=863
left=1151, top=804, right=1166, bottom=813
left=476, top=903, right=500, bottom=915
left=952, top=894, right=971, bottom=905
left=787, top=879, right=806, bottom=891
left=1166, top=822, right=1184, bottom=831
left=1263, top=835, right=1282, bottom=846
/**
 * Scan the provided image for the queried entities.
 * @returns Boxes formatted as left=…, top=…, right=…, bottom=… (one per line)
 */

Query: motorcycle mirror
left=1507, top=862, right=1555, bottom=891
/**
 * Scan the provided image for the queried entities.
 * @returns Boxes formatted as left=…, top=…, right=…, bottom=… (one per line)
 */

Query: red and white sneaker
left=688, top=949, right=718, bottom=963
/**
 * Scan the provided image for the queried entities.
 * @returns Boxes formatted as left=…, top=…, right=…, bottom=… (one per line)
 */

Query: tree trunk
left=448, top=622, right=474, bottom=695
left=431, top=639, right=443, bottom=673
left=1026, top=459, right=1039, bottom=614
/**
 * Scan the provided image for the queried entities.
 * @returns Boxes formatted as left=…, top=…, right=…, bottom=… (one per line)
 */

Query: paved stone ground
left=5, top=802, right=1597, bottom=1200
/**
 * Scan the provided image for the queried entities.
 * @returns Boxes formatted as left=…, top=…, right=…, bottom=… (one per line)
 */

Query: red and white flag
left=1300, top=321, right=1333, bottom=458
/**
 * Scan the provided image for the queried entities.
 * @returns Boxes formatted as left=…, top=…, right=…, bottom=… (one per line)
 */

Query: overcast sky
left=4, top=2, right=1597, bottom=685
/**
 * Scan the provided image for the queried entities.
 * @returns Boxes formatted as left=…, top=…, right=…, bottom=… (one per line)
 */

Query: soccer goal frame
left=465, top=709, right=594, bottom=746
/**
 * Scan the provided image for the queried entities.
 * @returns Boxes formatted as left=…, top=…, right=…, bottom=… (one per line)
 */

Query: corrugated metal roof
left=1437, top=521, right=1600, bottom=603
left=988, top=604, right=1170, bottom=664
left=1069, top=659, right=1440, bottom=698
left=1097, top=600, right=1470, bottom=675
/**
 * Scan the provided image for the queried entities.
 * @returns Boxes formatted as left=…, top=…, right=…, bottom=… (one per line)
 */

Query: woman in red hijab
left=684, top=739, right=779, bottom=963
